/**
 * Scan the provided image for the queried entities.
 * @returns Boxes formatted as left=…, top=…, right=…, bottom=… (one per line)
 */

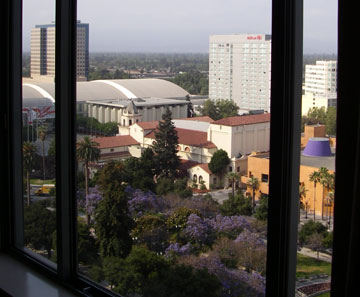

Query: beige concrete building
left=30, top=21, right=89, bottom=81
left=209, top=34, right=272, bottom=112
left=304, top=60, right=337, bottom=96
left=301, top=93, right=337, bottom=116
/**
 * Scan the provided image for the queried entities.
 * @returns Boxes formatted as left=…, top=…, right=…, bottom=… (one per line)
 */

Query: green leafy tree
left=208, top=149, right=230, bottom=182
left=302, top=107, right=327, bottom=131
left=151, top=264, right=222, bottom=297
left=173, top=177, right=193, bottom=198
left=170, top=71, right=208, bottom=95
left=122, top=148, right=156, bottom=192
left=131, top=214, right=169, bottom=253
left=166, top=207, right=202, bottom=234
left=309, top=170, right=322, bottom=221
left=220, top=191, right=252, bottom=216
left=23, top=141, right=38, bottom=206
left=247, top=176, right=260, bottom=210
left=95, top=161, right=134, bottom=258
left=112, top=246, right=169, bottom=296
left=199, top=99, right=239, bottom=120
left=254, top=194, right=268, bottom=221
left=37, top=125, right=47, bottom=180
left=78, top=222, right=99, bottom=265
left=298, top=220, right=328, bottom=246
left=152, top=108, right=180, bottom=179
left=326, top=106, right=337, bottom=135
left=156, top=177, right=175, bottom=195
left=108, top=245, right=221, bottom=297
left=24, top=201, right=56, bottom=258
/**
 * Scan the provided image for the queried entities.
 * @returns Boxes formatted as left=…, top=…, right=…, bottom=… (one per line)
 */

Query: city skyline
left=23, top=0, right=337, bottom=54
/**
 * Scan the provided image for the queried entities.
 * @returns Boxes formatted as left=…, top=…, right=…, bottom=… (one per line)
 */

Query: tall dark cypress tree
left=152, top=108, right=180, bottom=179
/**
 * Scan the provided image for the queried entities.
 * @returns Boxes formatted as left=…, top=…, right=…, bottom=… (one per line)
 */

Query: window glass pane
left=76, top=1, right=271, bottom=296
left=22, top=0, right=57, bottom=264
left=296, top=1, right=337, bottom=295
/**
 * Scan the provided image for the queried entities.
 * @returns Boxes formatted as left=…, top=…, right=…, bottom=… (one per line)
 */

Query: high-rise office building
left=30, top=21, right=89, bottom=81
left=304, top=60, right=337, bottom=96
left=209, top=34, right=272, bottom=112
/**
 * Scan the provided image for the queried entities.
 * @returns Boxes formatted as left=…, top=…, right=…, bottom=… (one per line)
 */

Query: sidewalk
left=298, top=247, right=332, bottom=263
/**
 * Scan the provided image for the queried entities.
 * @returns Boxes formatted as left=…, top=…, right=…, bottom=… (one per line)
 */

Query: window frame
left=1, top=0, right=359, bottom=297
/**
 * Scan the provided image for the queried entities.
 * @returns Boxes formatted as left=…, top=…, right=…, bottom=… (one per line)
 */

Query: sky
left=23, top=0, right=338, bottom=54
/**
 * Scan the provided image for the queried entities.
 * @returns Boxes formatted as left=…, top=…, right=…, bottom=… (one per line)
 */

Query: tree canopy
left=169, top=71, right=208, bottom=95
left=24, top=201, right=56, bottom=259
left=95, top=161, right=134, bottom=258
left=209, top=149, right=230, bottom=176
left=199, top=99, right=239, bottom=120
left=220, top=191, right=252, bottom=217
left=302, top=106, right=337, bottom=135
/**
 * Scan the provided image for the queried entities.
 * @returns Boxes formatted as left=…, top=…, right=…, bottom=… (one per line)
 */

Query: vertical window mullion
left=267, top=0, right=303, bottom=296
left=8, top=0, right=24, bottom=250
left=55, top=0, right=77, bottom=282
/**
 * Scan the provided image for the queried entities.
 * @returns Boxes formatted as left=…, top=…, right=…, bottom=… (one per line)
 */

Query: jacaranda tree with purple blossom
left=235, top=229, right=267, bottom=274
left=85, top=186, right=102, bottom=225
left=182, top=214, right=215, bottom=247
left=127, top=187, right=165, bottom=218
left=206, top=214, right=251, bottom=239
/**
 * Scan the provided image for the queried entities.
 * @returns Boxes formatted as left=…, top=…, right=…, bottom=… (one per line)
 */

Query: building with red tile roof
left=212, top=113, right=270, bottom=126
left=92, top=135, right=140, bottom=161
left=94, top=135, right=139, bottom=149
left=146, top=128, right=217, bottom=149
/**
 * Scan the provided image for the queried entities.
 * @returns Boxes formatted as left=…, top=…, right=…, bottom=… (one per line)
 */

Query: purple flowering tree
left=234, top=229, right=267, bottom=274
left=206, top=215, right=251, bottom=239
left=165, top=242, right=193, bottom=258
left=182, top=214, right=215, bottom=247
left=85, top=186, right=102, bottom=225
left=127, top=187, right=165, bottom=218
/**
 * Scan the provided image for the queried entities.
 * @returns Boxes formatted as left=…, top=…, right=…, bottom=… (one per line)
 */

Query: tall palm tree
left=226, top=172, right=239, bottom=197
left=326, top=191, right=335, bottom=230
left=37, top=125, right=47, bottom=180
left=299, top=184, right=308, bottom=221
left=76, top=136, right=100, bottom=224
left=319, top=168, right=334, bottom=220
left=247, top=176, right=259, bottom=211
left=23, top=141, right=37, bottom=206
left=309, top=170, right=321, bottom=221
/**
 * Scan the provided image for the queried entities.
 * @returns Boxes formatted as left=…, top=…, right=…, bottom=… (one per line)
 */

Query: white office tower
left=31, top=21, right=89, bottom=81
left=304, top=61, right=337, bottom=96
left=209, top=34, right=272, bottom=113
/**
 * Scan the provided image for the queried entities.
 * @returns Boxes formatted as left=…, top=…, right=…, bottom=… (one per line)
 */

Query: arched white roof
left=22, top=78, right=189, bottom=102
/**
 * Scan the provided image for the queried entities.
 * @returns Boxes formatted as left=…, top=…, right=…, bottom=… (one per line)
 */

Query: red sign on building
left=247, top=35, right=262, bottom=40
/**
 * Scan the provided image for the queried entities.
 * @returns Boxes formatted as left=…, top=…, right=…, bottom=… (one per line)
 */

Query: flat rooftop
left=250, top=151, right=335, bottom=171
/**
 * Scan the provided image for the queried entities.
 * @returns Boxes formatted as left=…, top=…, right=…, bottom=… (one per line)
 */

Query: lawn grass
left=296, top=253, right=332, bottom=279
left=316, top=292, right=330, bottom=297
left=30, top=178, right=56, bottom=185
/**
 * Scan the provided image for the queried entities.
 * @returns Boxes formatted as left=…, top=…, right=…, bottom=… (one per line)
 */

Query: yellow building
left=241, top=150, right=335, bottom=218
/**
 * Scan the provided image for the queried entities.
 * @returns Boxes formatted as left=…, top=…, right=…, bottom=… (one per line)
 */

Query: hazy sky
left=23, top=0, right=338, bottom=54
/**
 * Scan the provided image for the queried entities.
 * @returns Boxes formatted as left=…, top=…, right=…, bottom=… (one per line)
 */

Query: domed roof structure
left=303, top=137, right=332, bottom=157
left=23, top=78, right=189, bottom=102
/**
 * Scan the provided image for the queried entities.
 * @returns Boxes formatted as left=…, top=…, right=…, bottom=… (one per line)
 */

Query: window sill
left=0, top=253, right=77, bottom=297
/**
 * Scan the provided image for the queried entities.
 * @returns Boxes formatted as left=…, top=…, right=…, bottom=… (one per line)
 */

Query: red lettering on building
left=247, top=35, right=262, bottom=40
